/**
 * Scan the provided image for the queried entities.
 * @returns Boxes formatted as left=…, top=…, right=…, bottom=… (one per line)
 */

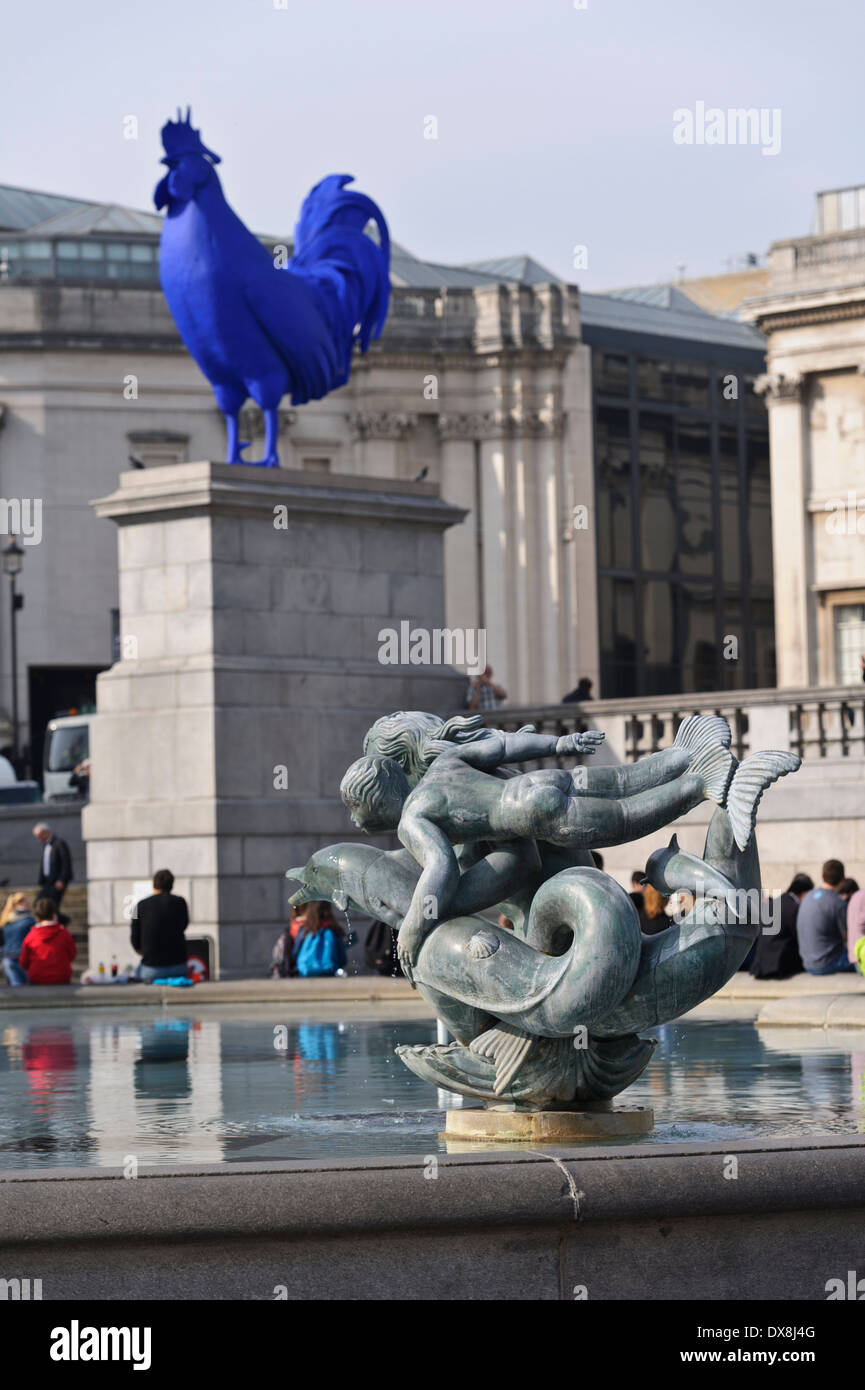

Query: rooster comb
left=160, top=107, right=221, bottom=164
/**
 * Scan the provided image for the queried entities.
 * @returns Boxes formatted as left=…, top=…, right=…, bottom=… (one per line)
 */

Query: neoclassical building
left=0, top=184, right=772, bottom=776
left=745, top=184, right=865, bottom=687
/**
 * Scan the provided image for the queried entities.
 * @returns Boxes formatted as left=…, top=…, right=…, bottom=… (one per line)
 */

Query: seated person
left=19, top=898, right=76, bottom=985
left=1, top=892, right=36, bottom=987
left=132, top=869, right=190, bottom=983
left=750, top=873, right=811, bottom=979
left=796, top=861, right=856, bottom=975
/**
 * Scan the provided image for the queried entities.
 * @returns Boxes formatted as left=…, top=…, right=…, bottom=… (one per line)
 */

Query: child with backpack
left=19, top=898, right=77, bottom=985
left=269, top=901, right=347, bottom=978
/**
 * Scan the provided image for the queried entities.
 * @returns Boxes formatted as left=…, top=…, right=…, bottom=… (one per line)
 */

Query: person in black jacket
left=562, top=677, right=593, bottom=704
left=749, top=873, right=813, bottom=979
left=131, top=869, right=190, bottom=983
left=32, top=823, right=74, bottom=908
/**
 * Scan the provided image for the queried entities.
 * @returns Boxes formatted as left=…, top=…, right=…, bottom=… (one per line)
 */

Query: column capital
left=437, top=406, right=565, bottom=440
left=348, top=410, right=418, bottom=441
left=753, top=370, right=804, bottom=402
left=438, top=411, right=502, bottom=440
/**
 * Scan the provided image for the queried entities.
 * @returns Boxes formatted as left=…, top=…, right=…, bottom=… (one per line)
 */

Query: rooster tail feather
left=290, top=174, right=391, bottom=354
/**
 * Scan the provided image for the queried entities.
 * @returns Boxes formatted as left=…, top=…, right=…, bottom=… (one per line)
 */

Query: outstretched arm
left=396, top=813, right=460, bottom=984
left=425, top=727, right=604, bottom=771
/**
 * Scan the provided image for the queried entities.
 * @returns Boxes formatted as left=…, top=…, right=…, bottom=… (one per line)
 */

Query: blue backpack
left=295, top=927, right=345, bottom=978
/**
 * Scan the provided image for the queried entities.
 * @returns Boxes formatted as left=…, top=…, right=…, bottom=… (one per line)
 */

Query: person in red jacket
left=19, top=898, right=76, bottom=985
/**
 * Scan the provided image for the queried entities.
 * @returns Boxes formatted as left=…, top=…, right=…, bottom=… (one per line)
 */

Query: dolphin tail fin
left=673, top=714, right=735, bottom=805
left=574, top=1033, right=657, bottom=1101
left=726, top=750, right=801, bottom=851
left=469, top=1022, right=534, bottom=1095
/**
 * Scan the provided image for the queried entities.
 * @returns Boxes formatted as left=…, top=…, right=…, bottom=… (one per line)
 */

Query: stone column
left=436, top=417, right=481, bottom=634
left=478, top=428, right=513, bottom=697
left=532, top=408, right=566, bottom=704
left=757, top=371, right=812, bottom=686
left=84, top=461, right=465, bottom=975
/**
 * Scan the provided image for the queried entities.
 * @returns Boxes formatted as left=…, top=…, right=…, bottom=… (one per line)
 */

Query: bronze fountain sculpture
left=287, top=711, right=799, bottom=1128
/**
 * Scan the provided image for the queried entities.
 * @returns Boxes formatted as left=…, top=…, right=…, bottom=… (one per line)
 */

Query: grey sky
left=3, top=0, right=862, bottom=289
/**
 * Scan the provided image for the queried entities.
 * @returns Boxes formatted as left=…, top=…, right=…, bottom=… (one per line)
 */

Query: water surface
left=1, top=1007, right=863, bottom=1169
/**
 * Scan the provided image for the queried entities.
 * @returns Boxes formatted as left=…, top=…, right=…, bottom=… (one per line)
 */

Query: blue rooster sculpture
left=155, top=109, right=391, bottom=467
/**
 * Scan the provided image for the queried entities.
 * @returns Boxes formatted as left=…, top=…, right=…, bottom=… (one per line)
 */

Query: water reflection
left=0, top=1013, right=862, bottom=1170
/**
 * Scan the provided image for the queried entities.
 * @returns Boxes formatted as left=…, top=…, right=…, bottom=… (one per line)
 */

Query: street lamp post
left=2, top=537, right=24, bottom=768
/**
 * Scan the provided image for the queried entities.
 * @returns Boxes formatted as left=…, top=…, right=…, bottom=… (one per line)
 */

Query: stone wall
left=4, top=1137, right=864, bottom=1300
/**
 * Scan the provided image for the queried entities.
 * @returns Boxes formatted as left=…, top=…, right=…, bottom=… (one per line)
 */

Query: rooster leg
left=224, top=413, right=248, bottom=465
left=258, top=407, right=280, bottom=468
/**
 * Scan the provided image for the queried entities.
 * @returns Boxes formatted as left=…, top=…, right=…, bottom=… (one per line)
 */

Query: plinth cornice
left=92, top=460, right=467, bottom=529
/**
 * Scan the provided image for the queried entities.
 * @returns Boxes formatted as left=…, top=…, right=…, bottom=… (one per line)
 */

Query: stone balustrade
left=484, top=684, right=865, bottom=766
left=477, top=685, right=865, bottom=885
left=766, top=229, right=865, bottom=291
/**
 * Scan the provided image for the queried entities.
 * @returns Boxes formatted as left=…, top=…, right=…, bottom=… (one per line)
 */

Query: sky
left=3, top=0, right=863, bottom=290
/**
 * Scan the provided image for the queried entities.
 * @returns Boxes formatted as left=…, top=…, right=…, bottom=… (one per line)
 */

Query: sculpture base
left=442, top=1105, right=653, bottom=1145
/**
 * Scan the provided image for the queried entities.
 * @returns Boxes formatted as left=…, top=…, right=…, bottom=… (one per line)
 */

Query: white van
left=43, top=713, right=92, bottom=800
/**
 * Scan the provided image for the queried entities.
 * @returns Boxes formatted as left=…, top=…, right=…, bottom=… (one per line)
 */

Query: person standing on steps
left=32, top=823, right=74, bottom=911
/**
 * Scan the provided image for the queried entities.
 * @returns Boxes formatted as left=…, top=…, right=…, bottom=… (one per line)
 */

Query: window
left=638, top=413, right=676, bottom=572
left=718, top=427, right=740, bottom=588
left=591, top=345, right=775, bottom=697
left=744, top=374, right=768, bottom=417
left=676, top=423, right=713, bottom=579
left=301, top=457, right=331, bottom=472
left=642, top=579, right=676, bottom=693
left=1, top=241, right=53, bottom=279
left=750, top=599, right=776, bottom=688
left=675, top=362, right=710, bottom=409
left=834, top=603, right=865, bottom=684
left=593, top=350, right=630, bottom=397
left=680, top=583, right=718, bottom=691
left=636, top=358, right=673, bottom=403
left=599, top=576, right=637, bottom=697
left=595, top=407, right=632, bottom=570
left=747, top=434, right=773, bottom=591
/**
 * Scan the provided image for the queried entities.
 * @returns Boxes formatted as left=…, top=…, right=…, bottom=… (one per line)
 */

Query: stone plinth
left=443, top=1106, right=654, bottom=1144
left=84, top=461, right=465, bottom=974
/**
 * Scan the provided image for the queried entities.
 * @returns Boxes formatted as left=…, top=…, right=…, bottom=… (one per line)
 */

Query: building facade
left=0, top=184, right=773, bottom=779
left=745, top=185, right=865, bottom=688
